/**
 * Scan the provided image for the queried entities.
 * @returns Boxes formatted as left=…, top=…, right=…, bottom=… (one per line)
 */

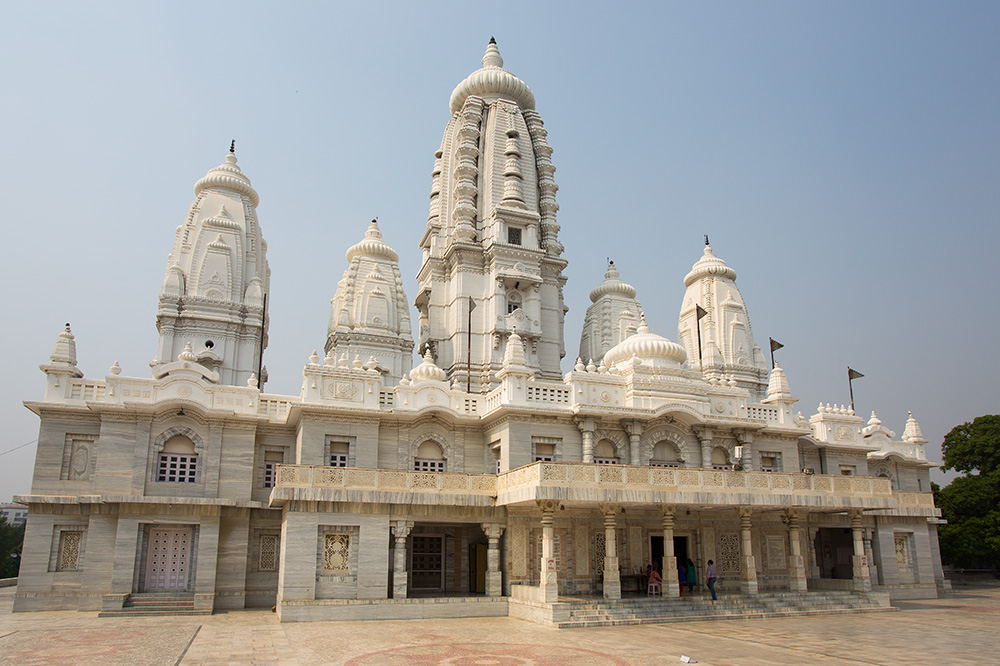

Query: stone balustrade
left=270, top=465, right=499, bottom=508
left=269, top=462, right=937, bottom=516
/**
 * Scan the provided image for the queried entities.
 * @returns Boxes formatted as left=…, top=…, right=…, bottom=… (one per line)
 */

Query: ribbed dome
left=604, top=316, right=687, bottom=368
left=683, top=243, right=737, bottom=287
left=194, top=149, right=259, bottom=207
left=346, top=220, right=399, bottom=262
left=449, top=39, right=535, bottom=115
left=589, top=261, right=637, bottom=302
left=409, top=348, right=447, bottom=382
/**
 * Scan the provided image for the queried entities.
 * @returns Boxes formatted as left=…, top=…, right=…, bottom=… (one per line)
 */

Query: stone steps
left=98, top=592, right=211, bottom=617
left=555, top=592, right=895, bottom=628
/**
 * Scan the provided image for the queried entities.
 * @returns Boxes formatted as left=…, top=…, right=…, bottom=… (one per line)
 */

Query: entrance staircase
left=98, top=592, right=211, bottom=617
left=556, top=591, right=895, bottom=628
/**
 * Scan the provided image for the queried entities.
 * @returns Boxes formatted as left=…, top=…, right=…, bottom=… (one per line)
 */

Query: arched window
left=876, top=468, right=896, bottom=490
left=594, top=439, right=619, bottom=465
left=415, top=440, right=446, bottom=472
left=157, top=435, right=198, bottom=483
left=710, top=446, right=730, bottom=470
left=507, top=291, right=522, bottom=315
left=650, top=441, right=682, bottom=468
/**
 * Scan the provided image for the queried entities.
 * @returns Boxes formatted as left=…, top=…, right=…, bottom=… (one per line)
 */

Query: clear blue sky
left=2, top=2, right=997, bottom=497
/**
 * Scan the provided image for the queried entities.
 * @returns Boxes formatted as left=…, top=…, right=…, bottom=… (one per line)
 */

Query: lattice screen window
left=594, top=458, right=619, bottom=465
left=719, top=533, right=740, bottom=574
left=259, top=534, right=279, bottom=571
left=507, top=226, right=522, bottom=246
left=323, top=534, right=351, bottom=573
left=57, top=530, right=83, bottom=571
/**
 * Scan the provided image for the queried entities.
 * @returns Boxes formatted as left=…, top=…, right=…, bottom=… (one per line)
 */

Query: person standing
left=685, top=558, right=697, bottom=592
left=706, top=559, right=718, bottom=600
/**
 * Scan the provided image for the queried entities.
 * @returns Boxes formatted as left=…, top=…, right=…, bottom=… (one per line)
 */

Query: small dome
left=409, top=348, right=447, bottom=382
left=683, top=243, right=737, bottom=287
left=604, top=315, right=687, bottom=368
left=589, top=260, right=637, bottom=302
left=194, top=149, right=259, bottom=207
left=449, top=39, right=536, bottom=115
left=346, top=219, right=399, bottom=262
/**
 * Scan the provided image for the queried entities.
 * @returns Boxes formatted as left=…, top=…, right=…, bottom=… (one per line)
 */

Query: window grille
left=157, top=454, right=197, bottom=483
left=57, top=531, right=83, bottom=571
left=329, top=453, right=348, bottom=467
left=594, top=457, right=619, bottom=465
left=263, top=462, right=277, bottom=488
left=507, top=227, right=522, bottom=245
left=650, top=461, right=680, bottom=468
left=535, top=454, right=554, bottom=462
left=259, top=534, right=278, bottom=571
left=414, top=458, right=446, bottom=472
left=323, top=534, right=350, bottom=573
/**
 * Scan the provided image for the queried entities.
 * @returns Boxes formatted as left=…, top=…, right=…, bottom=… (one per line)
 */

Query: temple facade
left=15, top=41, right=948, bottom=623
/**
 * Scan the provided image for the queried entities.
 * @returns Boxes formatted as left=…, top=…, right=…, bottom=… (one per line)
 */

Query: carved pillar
left=623, top=420, right=643, bottom=466
left=600, top=504, right=621, bottom=599
left=538, top=501, right=558, bottom=602
left=863, top=528, right=878, bottom=588
left=738, top=507, right=758, bottom=594
left=391, top=520, right=413, bottom=599
left=850, top=509, right=872, bottom=592
left=808, top=527, right=821, bottom=577
left=696, top=428, right=713, bottom=469
left=577, top=418, right=596, bottom=463
left=661, top=505, right=680, bottom=597
left=785, top=509, right=807, bottom=592
left=482, top=523, right=506, bottom=597
left=736, top=431, right=753, bottom=471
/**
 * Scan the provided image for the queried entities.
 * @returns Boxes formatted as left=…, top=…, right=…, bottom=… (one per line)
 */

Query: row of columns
left=533, top=504, right=871, bottom=600
left=576, top=418, right=756, bottom=470
left=390, top=520, right=506, bottom=600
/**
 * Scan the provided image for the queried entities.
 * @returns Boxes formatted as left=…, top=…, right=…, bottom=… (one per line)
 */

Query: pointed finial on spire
left=704, top=234, right=710, bottom=246
left=489, top=36, right=496, bottom=44
left=483, top=38, right=503, bottom=68
left=229, top=139, right=235, bottom=153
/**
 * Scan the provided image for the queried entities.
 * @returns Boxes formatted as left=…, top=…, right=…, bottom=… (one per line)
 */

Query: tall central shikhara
left=414, top=40, right=567, bottom=391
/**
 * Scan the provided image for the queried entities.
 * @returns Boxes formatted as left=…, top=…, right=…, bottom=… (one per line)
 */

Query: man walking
left=706, top=559, right=718, bottom=601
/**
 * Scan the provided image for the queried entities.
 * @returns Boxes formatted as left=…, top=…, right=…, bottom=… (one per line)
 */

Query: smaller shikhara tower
left=414, top=39, right=567, bottom=391
left=154, top=145, right=270, bottom=387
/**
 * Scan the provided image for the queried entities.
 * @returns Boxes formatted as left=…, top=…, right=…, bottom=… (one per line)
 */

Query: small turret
left=762, top=363, right=797, bottom=404
left=39, top=324, right=83, bottom=401
left=902, top=411, right=927, bottom=444
left=580, top=260, right=643, bottom=364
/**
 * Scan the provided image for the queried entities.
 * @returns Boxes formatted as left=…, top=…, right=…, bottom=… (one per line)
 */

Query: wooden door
left=144, top=527, right=192, bottom=591
left=410, top=534, right=445, bottom=590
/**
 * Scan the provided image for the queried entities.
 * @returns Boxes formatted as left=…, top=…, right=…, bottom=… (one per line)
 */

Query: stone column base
left=486, top=571, right=503, bottom=597
left=852, top=555, right=872, bottom=592
left=741, top=556, right=759, bottom=595
left=663, top=556, right=680, bottom=597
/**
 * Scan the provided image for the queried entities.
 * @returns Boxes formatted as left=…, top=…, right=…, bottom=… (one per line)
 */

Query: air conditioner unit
left=803, top=468, right=815, bottom=475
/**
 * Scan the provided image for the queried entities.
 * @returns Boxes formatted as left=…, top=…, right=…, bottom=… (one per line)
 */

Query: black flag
left=695, top=304, right=708, bottom=320
left=848, top=367, right=864, bottom=380
left=769, top=338, right=783, bottom=353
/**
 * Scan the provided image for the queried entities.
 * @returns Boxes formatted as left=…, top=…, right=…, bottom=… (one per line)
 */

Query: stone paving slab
left=1, top=587, right=997, bottom=665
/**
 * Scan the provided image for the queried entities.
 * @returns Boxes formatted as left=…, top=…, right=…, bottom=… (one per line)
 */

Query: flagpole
left=696, top=313, right=703, bottom=369
left=848, top=367, right=855, bottom=412
left=770, top=343, right=775, bottom=370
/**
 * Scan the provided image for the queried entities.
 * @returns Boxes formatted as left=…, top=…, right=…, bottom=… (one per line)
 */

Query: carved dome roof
left=346, top=220, right=399, bottom=262
left=194, top=149, right=259, bottom=207
left=683, top=243, right=737, bottom=287
left=449, top=39, right=535, bottom=115
left=409, top=349, right=447, bottom=382
left=588, top=261, right=637, bottom=302
left=604, top=316, right=687, bottom=368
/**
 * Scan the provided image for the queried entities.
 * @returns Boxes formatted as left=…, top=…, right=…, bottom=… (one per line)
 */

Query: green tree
left=0, top=516, right=24, bottom=579
left=935, top=415, right=1000, bottom=570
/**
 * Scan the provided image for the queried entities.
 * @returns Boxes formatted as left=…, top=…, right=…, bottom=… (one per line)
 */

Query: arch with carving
left=641, top=427, right=698, bottom=465
left=409, top=431, right=453, bottom=466
left=592, top=428, right=628, bottom=460
left=150, top=425, right=205, bottom=482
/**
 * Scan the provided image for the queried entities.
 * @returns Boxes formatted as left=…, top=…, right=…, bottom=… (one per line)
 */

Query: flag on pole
left=769, top=338, right=783, bottom=353
left=848, top=367, right=864, bottom=380
left=468, top=296, right=476, bottom=312
left=695, top=304, right=708, bottom=320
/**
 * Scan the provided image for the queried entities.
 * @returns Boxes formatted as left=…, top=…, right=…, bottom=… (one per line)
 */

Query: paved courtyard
left=0, top=587, right=997, bottom=665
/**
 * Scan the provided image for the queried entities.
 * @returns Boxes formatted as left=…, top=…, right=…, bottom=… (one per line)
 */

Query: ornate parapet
left=270, top=465, right=498, bottom=508
left=497, top=462, right=902, bottom=511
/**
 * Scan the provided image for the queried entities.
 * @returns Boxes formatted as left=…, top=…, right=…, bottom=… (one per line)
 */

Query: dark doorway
left=814, top=528, right=853, bottom=579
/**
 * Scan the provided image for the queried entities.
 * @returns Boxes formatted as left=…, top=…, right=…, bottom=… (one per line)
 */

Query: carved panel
left=626, top=467, right=648, bottom=485
left=571, top=465, right=594, bottom=483
left=678, top=470, right=700, bottom=486
left=628, top=526, right=643, bottom=571
left=574, top=525, right=590, bottom=576
left=441, top=474, right=467, bottom=490
left=259, top=534, right=278, bottom=571
left=719, top=533, right=740, bottom=574
left=323, top=534, right=350, bottom=573
left=411, top=473, right=436, bottom=489
left=766, top=534, right=786, bottom=570
left=725, top=472, right=746, bottom=488
left=792, top=475, right=811, bottom=490
left=379, top=471, right=407, bottom=488
left=598, top=466, right=624, bottom=484
left=702, top=470, right=723, bottom=487
left=652, top=469, right=677, bottom=487
left=57, top=531, right=83, bottom=571
left=511, top=525, right=527, bottom=577
left=749, top=473, right=770, bottom=489
left=316, top=468, right=343, bottom=486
